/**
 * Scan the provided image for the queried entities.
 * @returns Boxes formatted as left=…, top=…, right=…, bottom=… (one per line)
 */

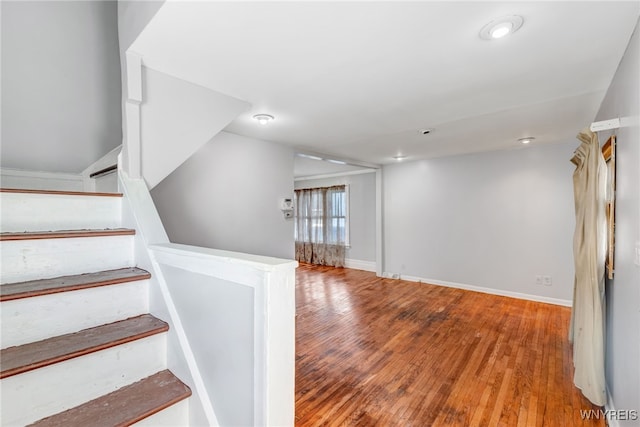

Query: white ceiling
left=131, top=1, right=640, bottom=166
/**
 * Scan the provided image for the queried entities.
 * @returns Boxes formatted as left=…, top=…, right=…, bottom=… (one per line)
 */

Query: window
left=294, top=185, right=349, bottom=267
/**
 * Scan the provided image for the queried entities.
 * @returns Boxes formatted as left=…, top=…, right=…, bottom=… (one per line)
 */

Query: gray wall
left=596, top=19, right=640, bottom=424
left=1, top=1, right=122, bottom=173
left=295, top=171, right=377, bottom=263
left=161, top=265, right=254, bottom=427
left=382, top=142, right=576, bottom=303
left=151, top=132, right=295, bottom=260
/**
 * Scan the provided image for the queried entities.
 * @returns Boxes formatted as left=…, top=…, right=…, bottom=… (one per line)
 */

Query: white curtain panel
left=569, top=128, right=608, bottom=406
left=294, top=186, right=346, bottom=267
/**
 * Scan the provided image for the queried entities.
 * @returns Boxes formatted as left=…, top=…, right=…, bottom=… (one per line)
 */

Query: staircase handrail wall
left=118, top=164, right=216, bottom=425
left=150, top=243, right=297, bottom=427
left=118, top=163, right=296, bottom=426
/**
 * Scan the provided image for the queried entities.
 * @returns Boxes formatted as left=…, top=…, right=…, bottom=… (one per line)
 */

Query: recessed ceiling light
left=326, top=159, right=347, bottom=165
left=479, top=15, right=524, bottom=41
left=296, top=153, right=323, bottom=161
left=253, top=114, right=274, bottom=125
left=518, top=137, right=535, bottom=144
left=491, top=24, right=512, bottom=39
left=393, top=155, right=407, bottom=161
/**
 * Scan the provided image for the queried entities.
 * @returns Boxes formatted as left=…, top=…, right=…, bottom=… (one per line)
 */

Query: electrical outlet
left=543, top=276, right=552, bottom=286
left=535, top=275, right=543, bottom=285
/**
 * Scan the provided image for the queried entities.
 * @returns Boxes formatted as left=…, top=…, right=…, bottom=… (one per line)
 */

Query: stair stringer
left=118, top=164, right=219, bottom=426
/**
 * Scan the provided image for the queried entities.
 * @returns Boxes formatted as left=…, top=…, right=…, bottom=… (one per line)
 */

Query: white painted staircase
left=0, top=188, right=191, bottom=426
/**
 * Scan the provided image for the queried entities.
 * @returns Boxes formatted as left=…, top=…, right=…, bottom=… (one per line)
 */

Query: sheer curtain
left=294, top=185, right=346, bottom=267
left=569, top=128, right=607, bottom=406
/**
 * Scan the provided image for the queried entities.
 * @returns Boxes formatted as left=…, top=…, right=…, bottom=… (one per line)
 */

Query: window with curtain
left=294, top=185, right=348, bottom=267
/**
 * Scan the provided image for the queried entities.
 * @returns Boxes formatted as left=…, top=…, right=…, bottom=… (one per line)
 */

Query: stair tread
left=0, top=188, right=122, bottom=197
left=29, top=369, right=191, bottom=427
left=0, top=267, right=151, bottom=302
left=0, top=228, right=135, bottom=241
left=0, top=314, right=168, bottom=379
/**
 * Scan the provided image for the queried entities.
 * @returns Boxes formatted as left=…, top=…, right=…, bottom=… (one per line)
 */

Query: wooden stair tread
left=0, top=268, right=151, bottom=302
left=29, top=370, right=191, bottom=427
left=0, top=314, right=168, bottom=379
left=0, top=188, right=122, bottom=197
left=0, top=228, right=135, bottom=241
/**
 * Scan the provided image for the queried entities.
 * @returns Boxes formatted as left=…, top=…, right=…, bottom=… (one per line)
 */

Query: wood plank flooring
left=295, top=264, right=604, bottom=426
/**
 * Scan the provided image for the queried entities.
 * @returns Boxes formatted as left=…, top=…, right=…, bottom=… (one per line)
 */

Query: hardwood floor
left=295, top=264, right=605, bottom=426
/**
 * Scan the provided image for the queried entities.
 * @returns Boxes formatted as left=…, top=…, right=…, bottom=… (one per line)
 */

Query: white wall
left=1, top=1, right=121, bottom=173
left=151, top=132, right=295, bottom=260
left=117, top=0, right=165, bottom=178
left=383, top=142, right=576, bottom=304
left=595, top=19, right=640, bottom=425
left=295, top=171, right=376, bottom=266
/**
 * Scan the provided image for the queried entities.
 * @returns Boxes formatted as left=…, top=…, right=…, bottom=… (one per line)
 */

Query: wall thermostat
left=280, top=198, right=294, bottom=218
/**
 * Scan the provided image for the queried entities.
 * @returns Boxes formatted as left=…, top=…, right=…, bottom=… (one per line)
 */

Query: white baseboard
left=0, top=168, right=83, bottom=191
left=606, top=386, right=620, bottom=427
left=384, top=273, right=572, bottom=307
left=345, top=259, right=376, bottom=272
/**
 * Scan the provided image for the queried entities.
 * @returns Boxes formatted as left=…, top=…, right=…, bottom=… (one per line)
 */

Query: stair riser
left=0, top=333, right=167, bottom=426
left=0, top=236, right=134, bottom=284
left=0, top=193, right=121, bottom=232
left=1, top=280, right=150, bottom=348
left=134, top=398, right=190, bottom=426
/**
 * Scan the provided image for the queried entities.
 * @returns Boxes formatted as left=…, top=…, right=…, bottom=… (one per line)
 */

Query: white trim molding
left=295, top=168, right=376, bottom=182
left=387, top=273, right=572, bottom=307
left=605, top=386, right=620, bottom=427
left=345, top=259, right=377, bottom=272
left=123, top=51, right=143, bottom=179
left=375, top=168, right=383, bottom=277
left=294, top=149, right=380, bottom=170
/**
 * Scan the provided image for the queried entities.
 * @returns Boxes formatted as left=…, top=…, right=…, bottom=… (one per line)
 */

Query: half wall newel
left=124, top=51, right=143, bottom=179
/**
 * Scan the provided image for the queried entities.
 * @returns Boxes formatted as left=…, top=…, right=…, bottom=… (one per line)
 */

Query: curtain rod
left=590, top=118, right=620, bottom=132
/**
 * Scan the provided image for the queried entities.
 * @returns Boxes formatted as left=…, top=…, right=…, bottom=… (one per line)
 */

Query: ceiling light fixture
left=253, top=114, right=274, bottom=125
left=296, top=153, right=353, bottom=165
left=393, top=155, right=407, bottom=161
left=296, top=153, right=323, bottom=161
left=479, top=15, right=524, bottom=40
left=518, top=137, right=535, bottom=144
left=419, top=128, right=433, bottom=135
left=326, top=159, right=347, bottom=165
